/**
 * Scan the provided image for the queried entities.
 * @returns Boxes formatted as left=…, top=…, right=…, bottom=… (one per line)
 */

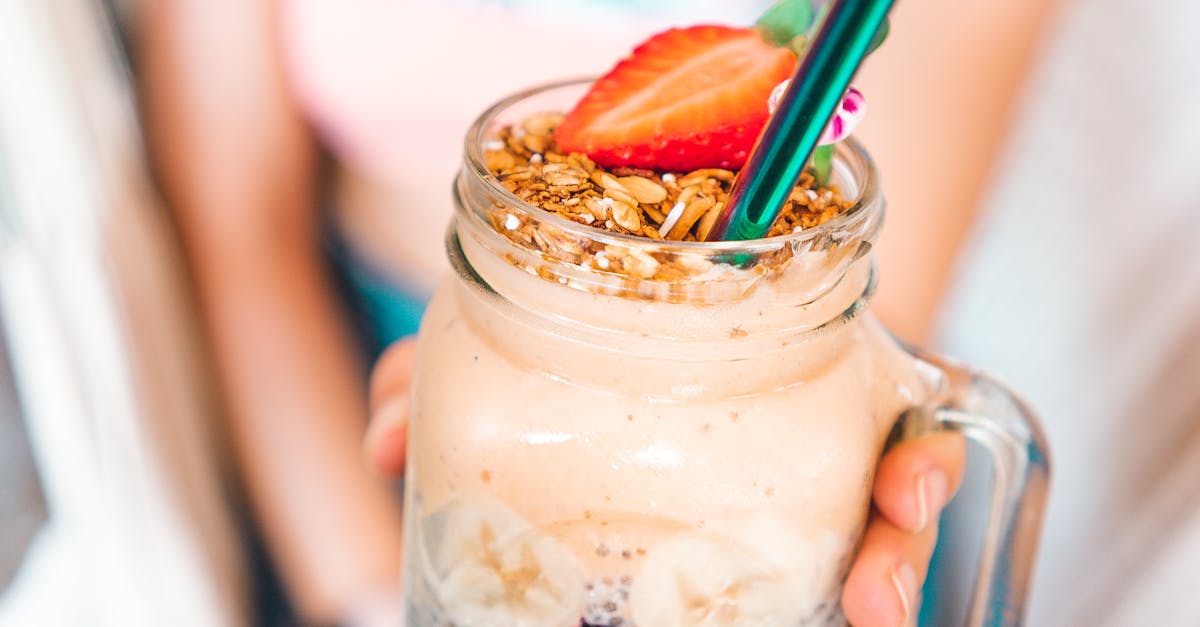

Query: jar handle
left=894, top=350, right=1051, bottom=626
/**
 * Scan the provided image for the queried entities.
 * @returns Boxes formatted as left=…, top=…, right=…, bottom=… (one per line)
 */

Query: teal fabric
left=343, top=256, right=427, bottom=352
left=327, top=230, right=428, bottom=357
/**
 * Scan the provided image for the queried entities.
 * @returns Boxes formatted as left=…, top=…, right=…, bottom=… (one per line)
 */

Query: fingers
left=365, top=338, right=419, bottom=477
left=369, top=337, right=419, bottom=413
left=872, top=431, right=967, bottom=534
left=842, top=511, right=939, bottom=627
left=841, top=432, right=968, bottom=626
left=364, top=399, right=408, bottom=477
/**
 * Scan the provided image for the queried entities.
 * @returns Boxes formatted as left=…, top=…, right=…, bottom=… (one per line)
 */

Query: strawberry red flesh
left=555, top=26, right=797, bottom=171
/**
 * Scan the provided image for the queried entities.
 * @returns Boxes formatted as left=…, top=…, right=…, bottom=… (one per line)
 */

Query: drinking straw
left=705, top=0, right=895, bottom=242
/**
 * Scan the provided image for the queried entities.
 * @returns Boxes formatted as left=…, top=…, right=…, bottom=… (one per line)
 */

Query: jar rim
left=462, top=77, right=883, bottom=255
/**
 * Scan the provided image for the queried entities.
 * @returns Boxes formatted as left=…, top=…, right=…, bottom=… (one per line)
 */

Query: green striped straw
left=705, top=0, right=895, bottom=242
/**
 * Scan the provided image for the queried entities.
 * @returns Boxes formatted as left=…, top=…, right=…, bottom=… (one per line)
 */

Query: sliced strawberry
left=555, top=25, right=796, bottom=171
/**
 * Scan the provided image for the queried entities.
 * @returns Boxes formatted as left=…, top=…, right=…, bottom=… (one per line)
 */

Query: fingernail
left=890, top=562, right=918, bottom=626
left=913, top=470, right=948, bottom=533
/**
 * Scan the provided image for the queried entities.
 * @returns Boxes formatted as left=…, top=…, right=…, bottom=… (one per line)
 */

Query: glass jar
left=403, top=80, right=1050, bottom=627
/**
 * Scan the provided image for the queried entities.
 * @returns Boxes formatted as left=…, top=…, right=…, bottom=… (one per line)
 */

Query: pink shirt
left=280, top=2, right=759, bottom=187
left=279, top=1, right=730, bottom=280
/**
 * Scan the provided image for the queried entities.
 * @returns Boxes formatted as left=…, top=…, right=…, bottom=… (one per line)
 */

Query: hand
left=347, top=339, right=418, bottom=627
left=365, top=339, right=966, bottom=626
left=365, top=338, right=418, bottom=477
left=842, top=432, right=966, bottom=626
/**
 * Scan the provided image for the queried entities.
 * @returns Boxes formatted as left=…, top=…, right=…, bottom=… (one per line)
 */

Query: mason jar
left=402, top=80, right=1050, bottom=627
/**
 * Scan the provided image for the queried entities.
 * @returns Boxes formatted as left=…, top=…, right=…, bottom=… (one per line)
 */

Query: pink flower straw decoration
left=768, top=81, right=866, bottom=146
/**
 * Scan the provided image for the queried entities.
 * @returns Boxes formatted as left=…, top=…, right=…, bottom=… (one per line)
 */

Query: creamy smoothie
left=397, top=1, right=1054, bottom=618
left=406, top=263, right=924, bottom=626
left=401, top=80, right=935, bottom=626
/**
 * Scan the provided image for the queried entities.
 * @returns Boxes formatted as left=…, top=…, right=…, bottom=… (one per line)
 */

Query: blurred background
left=2, top=0, right=1198, bottom=626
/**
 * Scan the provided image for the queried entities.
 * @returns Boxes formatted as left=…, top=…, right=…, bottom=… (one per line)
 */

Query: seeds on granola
left=603, top=187, right=639, bottom=208
left=641, top=225, right=664, bottom=240
left=545, top=170, right=587, bottom=187
left=486, top=149, right=517, bottom=172
left=591, top=171, right=628, bottom=194
left=676, top=168, right=734, bottom=188
left=480, top=112, right=856, bottom=286
left=522, top=112, right=564, bottom=137
left=658, top=201, right=687, bottom=238
left=611, top=201, right=643, bottom=232
left=584, top=196, right=611, bottom=221
left=566, top=153, right=596, bottom=173
left=666, top=197, right=715, bottom=241
left=522, top=132, right=551, bottom=154
left=695, top=201, right=726, bottom=242
left=618, top=176, right=668, bottom=204
left=642, top=204, right=667, bottom=225
left=675, top=185, right=700, bottom=208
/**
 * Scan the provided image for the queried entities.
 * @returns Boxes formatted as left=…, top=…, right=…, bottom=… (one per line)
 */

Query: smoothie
left=400, top=4, right=1051, bottom=623
left=402, top=79, right=933, bottom=626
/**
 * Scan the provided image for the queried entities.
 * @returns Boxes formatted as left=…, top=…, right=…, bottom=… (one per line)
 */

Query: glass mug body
left=402, top=81, right=1049, bottom=627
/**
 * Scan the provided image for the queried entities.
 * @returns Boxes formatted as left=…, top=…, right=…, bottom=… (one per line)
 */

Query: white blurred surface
left=937, top=0, right=1200, bottom=623
left=0, top=0, right=245, bottom=624
left=0, top=333, right=44, bottom=590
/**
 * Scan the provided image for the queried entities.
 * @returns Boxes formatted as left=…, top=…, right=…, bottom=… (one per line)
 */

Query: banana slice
left=629, top=517, right=828, bottom=626
left=417, top=498, right=586, bottom=627
left=734, top=516, right=846, bottom=620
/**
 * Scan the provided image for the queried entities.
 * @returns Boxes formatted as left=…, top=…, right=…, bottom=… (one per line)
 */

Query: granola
left=485, top=112, right=853, bottom=242
left=476, top=112, right=859, bottom=296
